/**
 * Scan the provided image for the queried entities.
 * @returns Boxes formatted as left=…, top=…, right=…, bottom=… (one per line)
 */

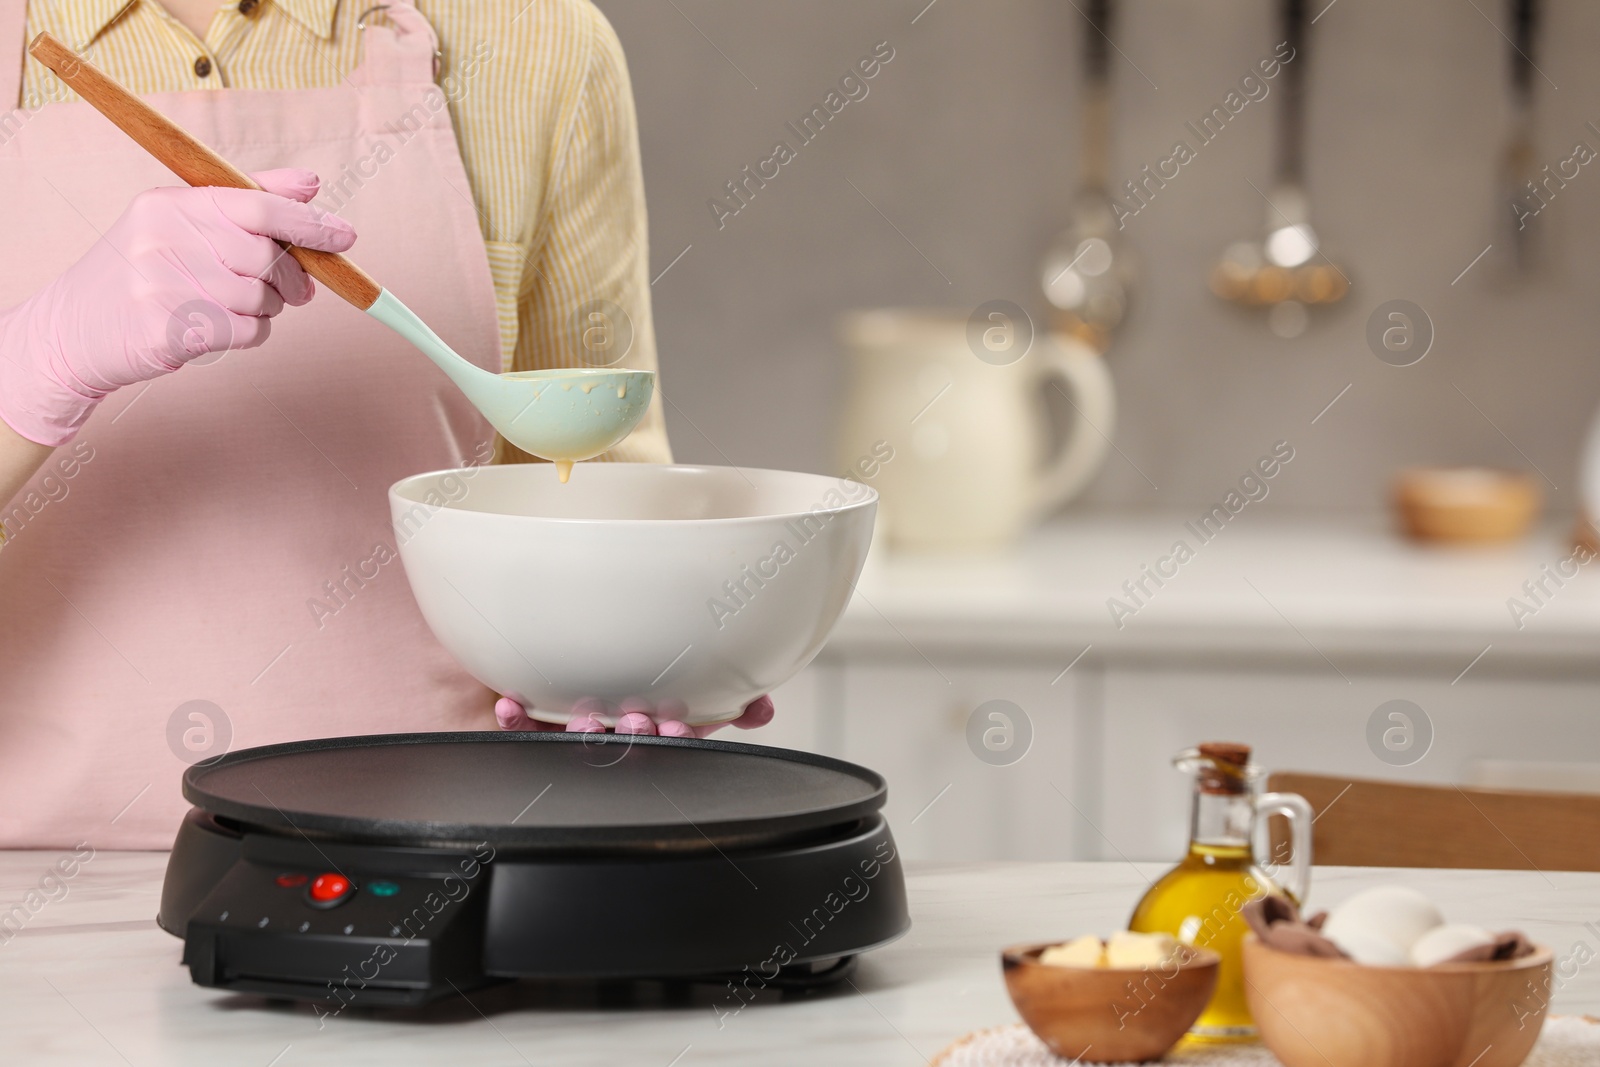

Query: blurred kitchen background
left=594, top=0, right=1600, bottom=863
left=600, top=0, right=1600, bottom=507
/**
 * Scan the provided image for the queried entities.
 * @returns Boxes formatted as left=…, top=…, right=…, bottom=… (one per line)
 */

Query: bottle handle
left=1252, top=791, right=1313, bottom=905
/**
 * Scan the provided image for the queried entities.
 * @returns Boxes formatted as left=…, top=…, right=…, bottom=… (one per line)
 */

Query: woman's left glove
left=494, top=695, right=775, bottom=739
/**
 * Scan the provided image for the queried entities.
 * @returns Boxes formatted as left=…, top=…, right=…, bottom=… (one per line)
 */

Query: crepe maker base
left=158, top=732, right=910, bottom=1006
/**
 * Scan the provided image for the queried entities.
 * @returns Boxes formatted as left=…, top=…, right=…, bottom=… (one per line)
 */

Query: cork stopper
left=1197, top=741, right=1252, bottom=795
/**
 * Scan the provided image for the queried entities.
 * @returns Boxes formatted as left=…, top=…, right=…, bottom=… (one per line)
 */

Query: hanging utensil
left=1040, top=0, right=1136, bottom=352
left=1210, top=0, right=1349, bottom=337
left=1499, top=0, right=1540, bottom=274
left=28, top=32, right=652, bottom=476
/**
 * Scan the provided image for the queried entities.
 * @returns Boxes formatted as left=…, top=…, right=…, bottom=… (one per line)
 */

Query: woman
left=0, top=0, right=768, bottom=850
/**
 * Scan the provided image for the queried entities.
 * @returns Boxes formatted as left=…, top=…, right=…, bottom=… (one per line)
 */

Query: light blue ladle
left=366, top=292, right=654, bottom=478
left=28, top=28, right=656, bottom=478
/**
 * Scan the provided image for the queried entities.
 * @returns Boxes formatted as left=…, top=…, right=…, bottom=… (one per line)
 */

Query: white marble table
left=1, top=855, right=1595, bottom=1065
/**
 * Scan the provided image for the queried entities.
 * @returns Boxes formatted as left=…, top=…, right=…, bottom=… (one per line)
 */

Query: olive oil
left=1126, top=742, right=1311, bottom=1044
left=1129, top=841, right=1280, bottom=1041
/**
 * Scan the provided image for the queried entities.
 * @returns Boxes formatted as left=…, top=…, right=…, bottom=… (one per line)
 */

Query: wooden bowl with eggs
left=1243, top=936, right=1553, bottom=1067
left=1000, top=938, right=1220, bottom=1063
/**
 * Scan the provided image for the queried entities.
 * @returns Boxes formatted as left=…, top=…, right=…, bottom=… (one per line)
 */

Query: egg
left=1410, top=923, right=1496, bottom=967
left=1324, top=923, right=1413, bottom=966
left=1322, top=885, right=1445, bottom=961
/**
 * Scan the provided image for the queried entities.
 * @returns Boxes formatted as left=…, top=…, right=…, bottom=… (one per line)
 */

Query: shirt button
left=194, top=56, right=213, bottom=78
left=238, top=0, right=259, bottom=12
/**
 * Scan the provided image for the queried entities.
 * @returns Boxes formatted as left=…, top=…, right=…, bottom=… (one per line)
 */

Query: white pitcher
left=836, top=307, right=1116, bottom=551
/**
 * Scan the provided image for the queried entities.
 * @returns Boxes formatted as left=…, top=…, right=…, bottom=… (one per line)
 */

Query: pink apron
left=0, top=1, right=502, bottom=848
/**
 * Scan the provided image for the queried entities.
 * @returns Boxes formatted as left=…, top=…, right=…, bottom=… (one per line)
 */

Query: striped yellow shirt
left=18, top=0, right=670, bottom=464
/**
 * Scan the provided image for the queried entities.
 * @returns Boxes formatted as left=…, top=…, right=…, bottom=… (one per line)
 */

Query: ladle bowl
left=368, top=290, right=654, bottom=464
left=389, top=464, right=877, bottom=726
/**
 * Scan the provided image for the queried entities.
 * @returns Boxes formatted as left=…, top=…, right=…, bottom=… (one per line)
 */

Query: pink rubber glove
left=494, top=695, right=776, bottom=739
left=0, top=169, right=356, bottom=446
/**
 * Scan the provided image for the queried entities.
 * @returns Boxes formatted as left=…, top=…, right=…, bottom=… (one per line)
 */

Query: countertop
left=836, top=514, right=1600, bottom=665
left=2, top=853, right=1596, bottom=1065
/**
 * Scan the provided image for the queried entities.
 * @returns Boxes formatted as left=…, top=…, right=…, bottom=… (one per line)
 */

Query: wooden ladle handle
left=26, top=31, right=382, bottom=310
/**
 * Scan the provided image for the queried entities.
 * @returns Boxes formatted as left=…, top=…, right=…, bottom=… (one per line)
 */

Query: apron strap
left=0, top=0, right=27, bottom=112
left=349, top=0, right=441, bottom=87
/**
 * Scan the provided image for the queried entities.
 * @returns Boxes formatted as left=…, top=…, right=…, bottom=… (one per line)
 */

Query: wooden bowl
left=1393, top=467, right=1541, bottom=544
left=1244, top=937, right=1553, bottom=1067
left=1000, top=941, right=1220, bottom=1063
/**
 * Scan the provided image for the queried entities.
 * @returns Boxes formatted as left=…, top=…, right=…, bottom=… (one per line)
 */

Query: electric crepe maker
left=158, top=732, right=910, bottom=1005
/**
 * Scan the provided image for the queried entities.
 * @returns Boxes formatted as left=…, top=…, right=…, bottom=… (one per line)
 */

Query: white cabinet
left=1099, top=665, right=1600, bottom=863
left=791, top=519, right=1600, bottom=863
left=823, top=655, right=1086, bottom=862
left=751, top=663, right=831, bottom=754
left=786, top=654, right=1600, bottom=865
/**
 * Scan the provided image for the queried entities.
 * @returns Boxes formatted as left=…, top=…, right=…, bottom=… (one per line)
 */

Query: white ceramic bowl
left=389, top=464, right=877, bottom=726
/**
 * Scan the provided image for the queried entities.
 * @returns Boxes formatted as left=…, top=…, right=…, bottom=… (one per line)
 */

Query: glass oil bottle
left=1127, top=742, right=1311, bottom=1043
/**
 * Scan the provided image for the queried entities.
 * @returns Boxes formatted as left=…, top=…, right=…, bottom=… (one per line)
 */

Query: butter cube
left=1039, top=935, right=1105, bottom=968
left=1105, top=931, right=1179, bottom=969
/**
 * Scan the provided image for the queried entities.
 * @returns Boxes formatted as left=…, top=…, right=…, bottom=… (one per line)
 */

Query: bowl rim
left=1243, top=934, right=1554, bottom=974
left=388, top=462, right=880, bottom=526
left=1001, top=940, right=1222, bottom=972
left=1393, top=465, right=1540, bottom=486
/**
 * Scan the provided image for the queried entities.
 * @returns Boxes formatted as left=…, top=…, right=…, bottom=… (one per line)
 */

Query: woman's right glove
left=0, top=168, right=356, bottom=446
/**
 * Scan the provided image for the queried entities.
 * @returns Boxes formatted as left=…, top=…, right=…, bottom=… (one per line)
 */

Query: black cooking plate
left=183, top=732, right=885, bottom=849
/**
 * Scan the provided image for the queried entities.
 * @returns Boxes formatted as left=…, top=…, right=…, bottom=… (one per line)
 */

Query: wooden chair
left=1265, top=772, right=1600, bottom=872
